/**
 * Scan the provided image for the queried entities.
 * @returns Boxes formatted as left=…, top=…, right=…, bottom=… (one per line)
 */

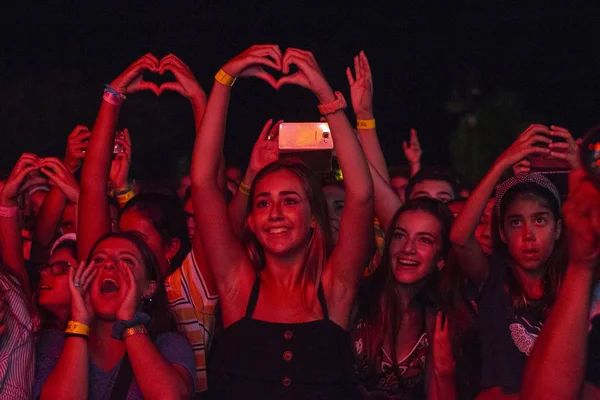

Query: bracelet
left=103, top=91, right=124, bottom=107
left=104, top=84, right=127, bottom=100
left=214, top=69, right=237, bottom=87
left=116, top=190, right=135, bottom=204
left=122, top=325, right=149, bottom=341
left=317, top=91, right=347, bottom=116
left=357, top=119, right=376, bottom=130
left=114, top=183, right=134, bottom=196
left=0, top=206, right=18, bottom=218
left=238, top=182, right=251, bottom=196
left=111, top=312, right=151, bottom=341
left=65, top=333, right=90, bottom=341
left=65, top=320, right=90, bottom=336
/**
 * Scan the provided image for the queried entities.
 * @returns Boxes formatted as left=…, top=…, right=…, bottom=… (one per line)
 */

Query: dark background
left=1, top=1, right=599, bottom=184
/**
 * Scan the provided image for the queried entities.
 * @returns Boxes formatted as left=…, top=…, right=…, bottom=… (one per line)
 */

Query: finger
left=251, top=47, right=283, bottom=68
left=548, top=152, right=569, bottom=160
left=255, top=70, right=278, bottom=89
left=354, top=55, right=361, bottom=81
left=275, top=73, right=306, bottom=90
left=158, top=60, right=190, bottom=81
left=525, top=134, right=552, bottom=147
left=136, top=80, right=160, bottom=95
left=360, top=51, right=373, bottom=81
left=270, top=119, right=284, bottom=139
left=550, top=125, right=570, bottom=132
left=158, top=82, right=185, bottom=96
left=402, top=141, right=409, bottom=153
left=523, top=146, right=551, bottom=157
left=81, top=268, right=99, bottom=293
left=14, top=166, right=40, bottom=186
left=410, top=128, right=420, bottom=146
left=69, top=131, right=92, bottom=143
left=345, top=67, right=355, bottom=86
left=248, top=56, right=281, bottom=72
left=259, top=119, right=274, bottom=140
left=69, top=125, right=90, bottom=138
left=522, top=124, right=551, bottom=140
left=548, top=142, right=570, bottom=150
left=550, top=129, right=576, bottom=145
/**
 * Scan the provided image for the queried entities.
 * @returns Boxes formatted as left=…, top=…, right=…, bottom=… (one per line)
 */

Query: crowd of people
left=0, top=44, right=597, bottom=399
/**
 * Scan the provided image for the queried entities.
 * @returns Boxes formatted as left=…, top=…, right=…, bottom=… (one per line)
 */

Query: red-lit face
left=391, top=176, right=409, bottom=203
left=119, top=210, right=170, bottom=277
left=248, top=170, right=314, bottom=258
left=39, top=247, right=75, bottom=313
left=475, top=199, right=495, bottom=255
left=500, top=195, right=561, bottom=272
left=390, top=210, right=444, bottom=285
left=323, top=185, right=345, bottom=245
left=409, top=180, right=455, bottom=203
left=90, top=237, right=151, bottom=320
left=184, top=197, right=195, bottom=242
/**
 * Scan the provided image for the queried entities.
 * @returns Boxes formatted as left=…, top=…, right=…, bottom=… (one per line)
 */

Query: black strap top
left=207, top=274, right=359, bottom=399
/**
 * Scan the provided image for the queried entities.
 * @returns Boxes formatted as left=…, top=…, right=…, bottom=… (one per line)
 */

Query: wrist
left=315, top=88, right=336, bottom=104
left=355, top=111, right=374, bottom=120
left=112, top=312, right=150, bottom=341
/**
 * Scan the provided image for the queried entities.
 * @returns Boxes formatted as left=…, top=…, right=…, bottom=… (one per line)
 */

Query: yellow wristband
left=116, top=190, right=135, bottom=204
left=239, top=182, right=251, bottom=196
left=215, top=69, right=237, bottom=87
left=357, top=119, right=376, bottom=130
left=122, top=325, right=148, bottom=341
left=65, top=320, right=90, bottom=336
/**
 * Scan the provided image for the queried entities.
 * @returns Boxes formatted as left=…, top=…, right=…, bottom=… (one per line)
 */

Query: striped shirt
left=165, top=251, right=218, bottom=393
left=0, top=272, right=34, bottom=400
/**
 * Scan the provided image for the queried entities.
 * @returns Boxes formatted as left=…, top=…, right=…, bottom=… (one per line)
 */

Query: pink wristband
left=0, top=206, right=18, bottom=218
left=317, top=91, right=347, bottom=116
left=102, top=91, right=124, bottom=107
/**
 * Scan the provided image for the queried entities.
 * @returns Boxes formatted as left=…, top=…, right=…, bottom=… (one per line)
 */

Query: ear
left=555, top=218, right=562, bottom=240
left=248, top=213, right=256, bottom=234
left=165, top=237, right=181, bottom=263
left=436, top=258, right=445, bottom=271
left=310, top=217, right=316, bottom=229
left=143, top=280, right=157, bottom=299
left=499, top=225, right=507, bottom=244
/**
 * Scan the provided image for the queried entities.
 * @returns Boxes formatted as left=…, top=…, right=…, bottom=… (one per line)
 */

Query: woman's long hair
left=356, top=198, right=454, bottom=377
left=87, top=231, right=177, bottom=337
left=242, top=159, right=333, bottom=307
left=493, top=182, right=566, bottom=320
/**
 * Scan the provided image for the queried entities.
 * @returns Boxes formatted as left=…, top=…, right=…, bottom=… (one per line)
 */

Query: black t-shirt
left=474, top=256, right=543, bottom=393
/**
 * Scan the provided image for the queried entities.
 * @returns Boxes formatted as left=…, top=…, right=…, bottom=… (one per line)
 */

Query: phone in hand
left=113, top=131, right=125, bottom=155
left=529, top=132, right=570, bottom=172
left=278, top=123, right=333, bottom=173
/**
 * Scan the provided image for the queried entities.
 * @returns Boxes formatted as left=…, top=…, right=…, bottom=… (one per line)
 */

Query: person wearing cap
left=450, top=124, right=579, bottom=397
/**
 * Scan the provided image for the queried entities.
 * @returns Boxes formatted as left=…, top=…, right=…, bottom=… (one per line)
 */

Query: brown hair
left=242, top=159, right=333, bottom=307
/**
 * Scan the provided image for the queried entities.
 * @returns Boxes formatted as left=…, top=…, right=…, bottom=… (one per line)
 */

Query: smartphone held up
left=278, top=122, right=333, bottom=173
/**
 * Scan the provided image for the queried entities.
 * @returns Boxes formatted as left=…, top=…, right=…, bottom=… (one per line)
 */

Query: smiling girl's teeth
left=269, top=227, right=289, bottom=234
left=397, top=259, right=419, bottom=267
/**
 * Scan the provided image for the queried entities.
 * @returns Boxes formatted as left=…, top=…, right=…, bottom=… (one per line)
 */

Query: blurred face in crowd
left=184, top=197, right=195, bottom=242
left=39, top=246, right=75, bottom=316
left=177, top=175, right=191, bottom=200
left=119, top=210, right=172, bottom=277
left=389, top=210, right=444, bottom=285
left=500, top=194, right=561, bottom=272
left=90, top=237, right=155, bottom=320
left=26, top=189, right=48, bottom=218
left=323, top=185, right=345, bottom=245
left=248, top=169, right=314, bottom=258
left=61, top=203, right=77, bottom=235
left=391, top=176, right=409, bottom=203
left=409, top=180, right=455, bottom=203
left=475, top=198, right=494, bottom=255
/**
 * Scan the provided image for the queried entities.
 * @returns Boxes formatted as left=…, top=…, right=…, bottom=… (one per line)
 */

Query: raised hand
left=403, top=128, right=422, bottom=166
left=109, top=128, right=132, bottom=190
left=221, top=45, right=282, bottom=88
left=276, top=48, right=334, bottom=102
left=39, top=157, right=80, bottom=204
left=512, top=159, right=531, bottom=175
left=432, top=311, right=456, bottom=378
left=0, top=153, right=40, bottom=206
left=69, top=261, right=98, bottom=326
left=563, top=168, right=600, bottom=270
left=157, top=54, right=206, bottom=102
left=495, top=124, right=551, bottom=169
left=64, top=125, right=91, bottom=173
left=346, top=51, right=374, bottom=119
left=116, top=263, right=138, bottom=321
left=110, top=53, right=160, bottom=95
left=548, top=125, right=582, bottom=170
left=248, top=119, right=282, bottom=174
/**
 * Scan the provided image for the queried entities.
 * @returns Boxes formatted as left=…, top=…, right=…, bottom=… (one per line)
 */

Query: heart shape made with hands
left=132, top=50, right=316, bottom=96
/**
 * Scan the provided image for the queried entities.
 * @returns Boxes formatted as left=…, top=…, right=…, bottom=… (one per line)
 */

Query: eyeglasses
left=40, top=261, right=72, bottom=276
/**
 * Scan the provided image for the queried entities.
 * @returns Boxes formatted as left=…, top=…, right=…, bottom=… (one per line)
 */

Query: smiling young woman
left=191, top=45, right=374, bottom=399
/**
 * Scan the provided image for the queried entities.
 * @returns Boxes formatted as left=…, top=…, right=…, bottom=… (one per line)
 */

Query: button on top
left=283, top=330, right=293, bottom=340
left=282, top=376, right=291, bottom=386
left=283, top=350, right=293, bottom=361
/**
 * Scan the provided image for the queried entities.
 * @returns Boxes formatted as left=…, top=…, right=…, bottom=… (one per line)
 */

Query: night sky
left=2, top=2, right=599, bottom=182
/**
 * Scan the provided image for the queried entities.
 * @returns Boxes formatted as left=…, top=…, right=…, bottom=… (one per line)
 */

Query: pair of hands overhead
left=110, top=53, right=204, bottom=100
left=0, top=154, right=79, bottom=207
